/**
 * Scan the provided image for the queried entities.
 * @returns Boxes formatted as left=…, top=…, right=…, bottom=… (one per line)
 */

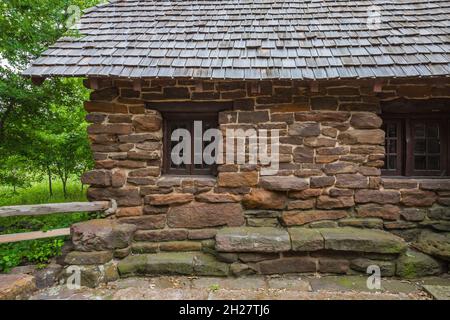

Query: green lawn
left=0, top=179, right=87, bottom=206
left=0, top=179, right=95, bottom=272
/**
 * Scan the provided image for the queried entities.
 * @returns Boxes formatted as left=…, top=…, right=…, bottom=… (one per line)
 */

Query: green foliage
left=0, top=211, right=90, bottom=235
left=0, top=0, right=104, bottom=273
left=0, top=238, right=65, bottom=272
left=0, top=180, right=93, bottom=272
left=0, top=155, right=34, bottom=192
left=0, top=1, right=99, bottom=197
left=0, top=0, right=103, bottom=68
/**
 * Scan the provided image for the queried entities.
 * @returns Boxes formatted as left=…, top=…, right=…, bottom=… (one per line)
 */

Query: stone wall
left=68, top=77, right=450, bottom=284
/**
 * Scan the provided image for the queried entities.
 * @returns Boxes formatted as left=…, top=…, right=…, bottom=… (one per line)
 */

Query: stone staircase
left=117, top=226, right=409, bottom=277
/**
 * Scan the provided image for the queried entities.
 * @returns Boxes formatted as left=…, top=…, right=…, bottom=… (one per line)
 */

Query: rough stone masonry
left=63, top=77, right=450, bottom=287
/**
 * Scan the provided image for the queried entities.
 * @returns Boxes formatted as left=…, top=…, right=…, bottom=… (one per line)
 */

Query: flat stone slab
left=117, top=252, right=228, bottom=277
left=319, top=227, right=407, bottom=254
left=266, top=276, right=311, bottom=291
left=423, top=285, right=450, bottom=300
left=215, top=227, right=291, bottom=253
left=414, top=230, right=450, bottom=261
left=27, top=275, right=431, bottom=300
left=192, top=277, right=266, bottom=290
left=309, top=275, right=419, bottom=294
left=0, top=274, right=36, bottom=300
left=289, top=228, right=324, bottom=251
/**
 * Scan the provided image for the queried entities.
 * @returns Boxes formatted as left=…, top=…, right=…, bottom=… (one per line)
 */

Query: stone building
left=25, top=0, right=449, bottom=285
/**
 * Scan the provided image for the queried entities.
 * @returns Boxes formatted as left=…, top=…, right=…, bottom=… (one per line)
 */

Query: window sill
left=157, top=175, right=217, bottom=188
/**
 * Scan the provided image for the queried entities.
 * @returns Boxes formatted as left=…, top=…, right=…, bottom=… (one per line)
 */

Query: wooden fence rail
left=0, top=200, right=116, bottom=244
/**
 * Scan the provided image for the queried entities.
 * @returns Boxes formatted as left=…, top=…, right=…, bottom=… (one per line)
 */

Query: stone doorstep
left=215, top=226, right=407, bottom=254
left=422, top=285, right=450, bottom=300
left=117, top=252, right=229, bottom=277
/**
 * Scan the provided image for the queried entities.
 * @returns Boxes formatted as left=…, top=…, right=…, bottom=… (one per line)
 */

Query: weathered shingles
left=23, top=0, right=450, bottom=79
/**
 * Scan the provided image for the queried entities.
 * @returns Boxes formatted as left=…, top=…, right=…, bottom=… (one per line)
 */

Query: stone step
left=215, top=227, right=407, bottom=254
left=215, top=227, right=291, bottom=253
left=0, top=274, right=36, bottom=300
left=117, top=252, right=229, bottom=277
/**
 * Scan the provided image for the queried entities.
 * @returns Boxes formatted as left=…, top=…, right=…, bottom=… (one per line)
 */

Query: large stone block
left=310, top=176, right=335, bottom=188
left=215, top=227, right=291, bottom=253
left=318, top=258, right=350, bottom=274
left=427, top=207, right=450, bottom=221
left=132, top=114, right=162, bottom=132
left=335, top=174, right=368, bottom=189
left=414, top=230, right=450, bottom=261
left=0, top=274, right=36, bottom=300
left=396, top=249, right=444, bottom=278
left=258, top=257, right=317, bottom=274
left=316, top=196, right=355, bottom=209
left=118, top=215, right=166, bottom=230
left=259, top=176, right=309, bottom=191
left=350, top=112, right=382, bottom=129
left=338, top=218, right=384, bottom=229
left=64, top=251, right=113, bottom=265
left=146, top=193, right=194, bottom=206
left=382, top=178, right=418, bottom=189
left=354, top=190, right=400, bottom=204
left=167, top=202, right=244, bottom=228
left=350, top=258, right=395, bottom=276
left=195, top=193, right=240, bottom=203
left=338, top=129, right=384, bottom=145
left=281, top=210, right=348, bottom=226
left=324, top=162, right=357, bottom=174
left=71, top=219, right=137, bottom=252
left=81, top=170, right=111, bottom=187
left=295, top=111, right=350, bottom=122
left=135, top=229, right=188, bottom=242
left=218, top=171, right=258, bottom=187
left=117, top=253, right=194, bottom=276
left=289, top=228, right=324, bottom=251
left=401, top=208, right=427, bottom=222
left=420, top=179, right=450, bottom=191
left=293, top=146, right=314, bottom=163
left=242, top=189, right=287, bottom=210
left=401, top=190, right=437, bottom=207
left=288, top=122, right=320, bottom=136
left=355, top=204, right=400, bottom=220
left=193, top=253, right=230, bottom=276
left=117, top=252, right=228, bottom=277
left=319, top=227, right=407, bottom=254
left=87, top=187, right=142, bottom=207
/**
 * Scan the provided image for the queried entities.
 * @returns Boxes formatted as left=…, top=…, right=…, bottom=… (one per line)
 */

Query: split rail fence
left=0, top=201, right=116, bottom=244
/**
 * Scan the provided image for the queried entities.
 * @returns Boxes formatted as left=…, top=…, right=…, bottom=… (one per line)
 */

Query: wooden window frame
left=382, top=118, right=403, bottom=176
left=381, top=113, right=450, bottom=177
left=162, top=112, right=218, bottom=176
left=146, top=102, right=232, bottom=177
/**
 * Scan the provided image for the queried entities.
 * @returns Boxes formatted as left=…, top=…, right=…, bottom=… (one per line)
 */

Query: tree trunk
left=62, top=178, right=67, bottom=198
left=47, top=166, right=53, bottom=196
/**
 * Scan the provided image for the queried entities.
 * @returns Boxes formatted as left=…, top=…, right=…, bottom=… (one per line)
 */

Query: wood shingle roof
left=24, top=0, right=450, bottom=80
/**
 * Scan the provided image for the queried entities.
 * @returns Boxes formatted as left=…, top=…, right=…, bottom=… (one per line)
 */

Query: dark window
left=382, top=114, right=449, bottom=177
left=163, top=113, right=218, bottom=176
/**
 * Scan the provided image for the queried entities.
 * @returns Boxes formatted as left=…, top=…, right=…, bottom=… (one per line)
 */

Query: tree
left=0, top=155, right=33, bottom=193
left=0, top=0, right=101, bottom=196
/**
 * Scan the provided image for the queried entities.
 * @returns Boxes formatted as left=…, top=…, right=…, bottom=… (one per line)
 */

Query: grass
left=0, top=179, right=87, bottom=206
left=0, top=178, right=96, bottom=272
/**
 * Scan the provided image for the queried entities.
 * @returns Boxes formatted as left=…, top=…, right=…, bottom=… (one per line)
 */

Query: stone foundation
left=66, top=77, right=450, bottom=286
